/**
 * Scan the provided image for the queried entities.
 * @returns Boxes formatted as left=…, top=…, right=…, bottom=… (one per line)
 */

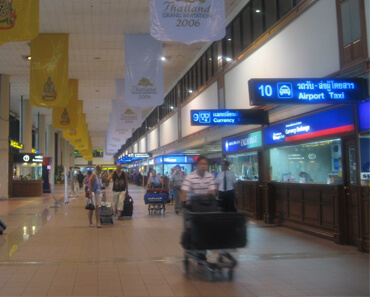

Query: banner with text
left=0, top=0, right=39, bottom=46
left=150, top=0, right=225, bottom=44
left=125, top=34, right=164, bottom=107
left=30, top=34, right=69, bottom=108
left=115, top=80, right=142, bottom=129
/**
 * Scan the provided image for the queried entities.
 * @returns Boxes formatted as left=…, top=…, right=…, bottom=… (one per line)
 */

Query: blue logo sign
left=249, top=78, right=368, bottom=105
left=359, top=101, right=370, bottom=131
left=223, top=131, right=262, bottom=153
left=191, top=109, right=267, bottom=126
left=263, top=106, right=355, bottom=146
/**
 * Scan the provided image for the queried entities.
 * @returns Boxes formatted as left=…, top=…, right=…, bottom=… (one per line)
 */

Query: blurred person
left=215, top=160, right=237, bottom=212
left=88, top=165, right=103, bottom=228
left=76, top=170, right=84, bottom=189
left=108, top=162, right=128, bottom=221
left=181, top=156, right=216, bottom=261
left=84, top=170, right=92, bottom=195
left=170, top=165, right=185, bottom=214
left=148, top=170, right=163, bottom=188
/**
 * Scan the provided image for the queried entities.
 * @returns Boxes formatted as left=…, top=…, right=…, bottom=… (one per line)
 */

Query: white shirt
left=215, top=170, right=236, bottom=192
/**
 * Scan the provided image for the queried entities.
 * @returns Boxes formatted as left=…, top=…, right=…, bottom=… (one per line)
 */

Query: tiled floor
left=0, top=184, right=368, bottom=297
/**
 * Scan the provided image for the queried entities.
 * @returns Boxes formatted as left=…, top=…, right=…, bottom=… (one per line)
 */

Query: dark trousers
left=218, top=190, right=237, bottom=212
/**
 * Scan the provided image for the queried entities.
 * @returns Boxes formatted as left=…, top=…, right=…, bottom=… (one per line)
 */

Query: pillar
left=46, top=124, right=55, bottom=187
left=21, top=99, right=33, bottom=153
left=0, top=74, right=10, bottom=200
left=38, top=114, right=46, bottom=155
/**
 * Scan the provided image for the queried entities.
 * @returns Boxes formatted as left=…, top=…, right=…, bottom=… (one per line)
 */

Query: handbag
left=85, top=198, right=95, bottom=210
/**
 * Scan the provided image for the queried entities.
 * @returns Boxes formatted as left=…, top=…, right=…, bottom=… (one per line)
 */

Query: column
left=46, top=125, right=55, bottom=190
left=0, top=74, right=10, bottom=200
left=21, top=99, right=33, bottom=153
left=38, top=114, right=46, bottom=155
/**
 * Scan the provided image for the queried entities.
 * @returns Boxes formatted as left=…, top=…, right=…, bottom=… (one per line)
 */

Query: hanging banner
left=0, top=0, right=39, bottom=46
left=63, top=113, right=86, bottom=141
left=115, top=80, right=142, bottom=129
left=52, top=80, right=80, bottom=130
left=125, top=34, right=164, bottom=107
left=150, top=0, right=225, bottom=45
left=30, top=34, right=69, bottom=108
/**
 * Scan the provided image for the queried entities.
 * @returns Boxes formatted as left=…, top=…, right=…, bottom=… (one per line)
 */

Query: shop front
left=9, top=153, right=44, bottom=197
left=223, top=130, right=263, bottom=218
left=262, top=105, right=362, bottom=247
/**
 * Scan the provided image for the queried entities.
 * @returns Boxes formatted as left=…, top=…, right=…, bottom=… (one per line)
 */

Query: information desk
left=12, top=180, right=43, bottom=197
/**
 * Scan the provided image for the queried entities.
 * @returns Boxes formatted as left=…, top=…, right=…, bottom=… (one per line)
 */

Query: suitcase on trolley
left=182, top=212, right=247, bottom=250
left=122, top=196, right=134, bottom=217
left=100, top=202, right=114, bottom=224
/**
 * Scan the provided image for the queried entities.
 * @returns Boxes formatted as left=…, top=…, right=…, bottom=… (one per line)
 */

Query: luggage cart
left=181, top=197, right=247, bottom=281
left=144, top=191, right=167, bottom=215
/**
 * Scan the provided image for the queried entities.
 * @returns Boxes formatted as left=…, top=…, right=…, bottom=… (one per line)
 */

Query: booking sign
left=248, top=78, right=368, bottom=105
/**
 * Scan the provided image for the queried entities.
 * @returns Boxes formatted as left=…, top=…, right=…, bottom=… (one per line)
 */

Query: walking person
left=107, top=162, right=128, bottom=221
left=181, top=156, right=216, bottom=261
left=215, top=160, right=237, bottom=212
left=76, top=170, right=84, bottom=189
left=88, top=165, right=103, bottom=228
left=170, top=165, right=185, bottom=214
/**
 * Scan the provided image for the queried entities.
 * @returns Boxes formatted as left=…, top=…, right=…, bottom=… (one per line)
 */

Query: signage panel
left=223, top=131, right=262, bottom=153
left=191, top=109, right=267, bottom=126
left=128, top=153, right=151, bottom=159
left=163, top=156, right=187, bottom=164
left=10, top=139, right=24, bottom=150
left=155, top=157, right=163, bottom=164
left=263, top=106, right=355, bottom=146
left=359, top=101, right=370, bottom=131
left=13, top=153, right=43, bottom=163
left=249, top=78, right=368, bottom=105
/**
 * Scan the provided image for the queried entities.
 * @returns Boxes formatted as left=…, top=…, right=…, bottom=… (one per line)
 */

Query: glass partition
left=269, top=139, right=342, bottom=184
left=226, top=151, right=259, bottom=181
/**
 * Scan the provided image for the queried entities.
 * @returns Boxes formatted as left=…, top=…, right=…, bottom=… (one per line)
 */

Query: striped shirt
left=181, top=170, right=216, bottom=200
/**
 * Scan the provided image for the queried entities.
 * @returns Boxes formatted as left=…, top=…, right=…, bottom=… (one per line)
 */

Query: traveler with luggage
left=88, top=165, right=103, bottom=228
left=170, top=165, right=185, bottom=214
left=147, top=170, right=163, bottom=189
left=107, top=162, right=129, bottom=221
left=215, top=160, right=237, bottom=212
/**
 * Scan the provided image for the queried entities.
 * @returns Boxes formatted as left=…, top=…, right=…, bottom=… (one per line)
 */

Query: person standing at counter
left=216, top=160, right=237, bottom=212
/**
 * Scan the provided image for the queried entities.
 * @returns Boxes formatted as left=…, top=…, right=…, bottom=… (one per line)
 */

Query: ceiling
left=1, top=0, right=244, bottom=151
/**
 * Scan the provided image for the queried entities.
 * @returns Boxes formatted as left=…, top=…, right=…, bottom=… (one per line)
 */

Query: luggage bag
left=121, top=196, right=134, bottom=217
left=100, top=202, right=114, bottom=224
left=0, top=219, right=7, bottom=235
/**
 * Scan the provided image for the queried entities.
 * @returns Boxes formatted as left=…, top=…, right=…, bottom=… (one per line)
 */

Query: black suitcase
left=184, top=212, right=247, bottom=250
left=122, top=196, right=134, bottom=217
left=0, top=219, right=7, bottom=235
left=100, top=202, right=114, bottom=224
left=190, top=195, right=219, bottom=212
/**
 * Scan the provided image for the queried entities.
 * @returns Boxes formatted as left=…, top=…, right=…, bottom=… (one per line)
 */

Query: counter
left=12, top=180, right=43, bottom=197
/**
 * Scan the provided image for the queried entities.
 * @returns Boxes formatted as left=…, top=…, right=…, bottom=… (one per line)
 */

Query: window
left=252, top=0, right=264, bottom=40
left=226, top=152, right=259, bottom=181
left=278, top=0, right=293, bottom=19
left=265, top=0, right=277, bottom=29
left=241, top=5, right=252, bottom=48
left=340, top=0, right=361, bottom=45
left=224, top=26, right=233, bottom=61
left=233, top=17, right=242, bottom=57
left=269, top=139, right=343, bottom=184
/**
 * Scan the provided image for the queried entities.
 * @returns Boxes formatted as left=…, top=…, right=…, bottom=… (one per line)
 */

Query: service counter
left=234, top=180, right=263, bottom=219
left=263, top=182, right=345, bottom=242
left=12, top=180, right=43, bottom=197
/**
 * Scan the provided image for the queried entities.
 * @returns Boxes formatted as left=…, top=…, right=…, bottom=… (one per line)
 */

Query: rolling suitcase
left=100, top=202, right=114, bottom=224
left=0, top=219, right=7, bottom=235
left=121, top=196, right=134, bottom=217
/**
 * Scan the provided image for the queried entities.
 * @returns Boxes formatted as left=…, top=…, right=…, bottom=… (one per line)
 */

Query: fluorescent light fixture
left=225, top=57, right=232, bottom=62
left=161, top=56, right=167, bottom=61
left=256, top=9, right=261, bottom=13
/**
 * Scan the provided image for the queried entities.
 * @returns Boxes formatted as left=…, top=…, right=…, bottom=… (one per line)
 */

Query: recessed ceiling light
left=256, top=9, right=261, bottom=13
left=161, top=56, right=167, bottom=61
left=21, top=55, right=31, bottom=61
left=95, top=90, right=99, bottom=92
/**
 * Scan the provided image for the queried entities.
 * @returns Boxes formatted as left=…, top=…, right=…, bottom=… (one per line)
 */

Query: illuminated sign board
left=191, top=109, right=267, bottom=126
left=163, top=156, right=187, bottom=163
left=359, top=101, right=370, bottom=131
left=128, top=153, right=151, bottom=159
left=10, top=139, right=23, bottom=150
left=155, top=157, right=163, bottom=164
left=13, top=153, right=43, bottom=163
left=263, top=106, right=354, bottom=146
left=249, top=78, right=368, bottom=105
left=223, top=131, right=262, bottom=153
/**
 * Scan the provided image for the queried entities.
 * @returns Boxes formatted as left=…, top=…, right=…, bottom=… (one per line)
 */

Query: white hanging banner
left=150, top=0, right=226, bottom=45
left=125, top=34, right=164, bottom=107
left=115, top=80, right=142, bottom=129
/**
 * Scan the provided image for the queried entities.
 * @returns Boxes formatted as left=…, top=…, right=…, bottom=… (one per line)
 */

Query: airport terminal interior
left=0, top=0, right=369, bottom=296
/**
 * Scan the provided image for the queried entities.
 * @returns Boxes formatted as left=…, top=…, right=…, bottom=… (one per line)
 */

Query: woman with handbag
left=88, top=165, right=103, bottom=228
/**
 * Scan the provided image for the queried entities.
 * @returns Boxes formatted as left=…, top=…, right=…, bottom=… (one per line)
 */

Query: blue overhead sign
left=358, top=101, right=370, bottom=131
left=223, top=131, right=262, bottom=153
left=263, top=106, right=355, bottom=146
left=163, top=156, right=187, bottom=163
left=190, top=109, right=267, bottom=126
left=249, top=78, right=368, bottom=105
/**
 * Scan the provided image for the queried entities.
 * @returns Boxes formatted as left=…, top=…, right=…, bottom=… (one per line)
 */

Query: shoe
left=96, top=225, right=102, bottom=228
left=89, top=224, right=95, bottom=227
left=118, top=216, right=124, bottom=221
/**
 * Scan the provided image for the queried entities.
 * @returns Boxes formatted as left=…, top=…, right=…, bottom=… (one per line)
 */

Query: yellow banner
left=63, top=113, right=86, bottom=141
left=30, top=34, right=69, bottom=108
left=52, top=80, right=80, bottom=129
left=0, top=0, right=39, bottom=46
